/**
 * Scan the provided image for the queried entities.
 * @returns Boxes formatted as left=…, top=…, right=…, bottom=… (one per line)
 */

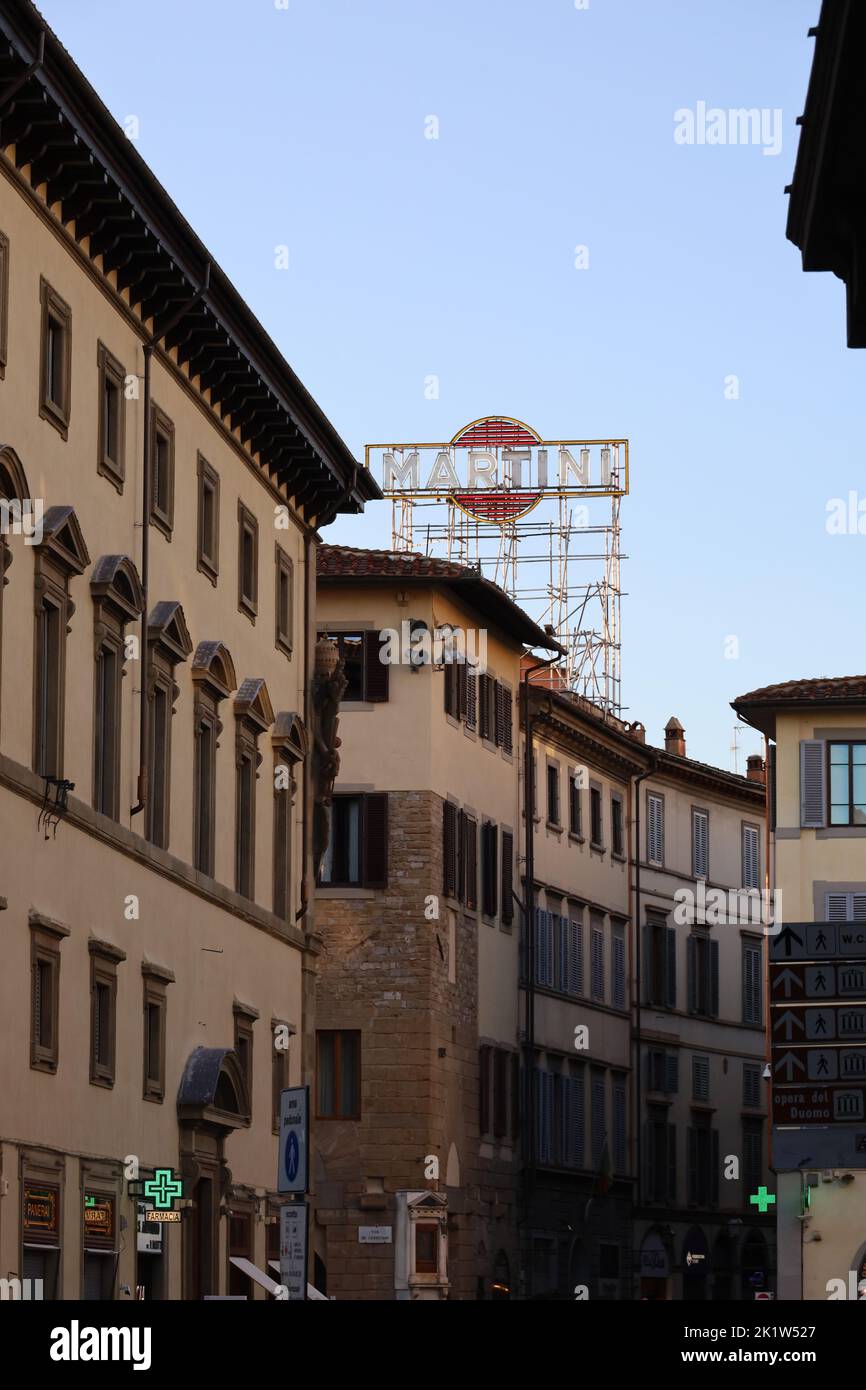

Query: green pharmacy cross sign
left=749, top=1186, right=776, bottom=1214
left=143, top=1169, right=184, bottom=1211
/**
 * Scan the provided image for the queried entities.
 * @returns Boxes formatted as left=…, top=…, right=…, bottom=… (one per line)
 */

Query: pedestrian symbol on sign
left=285, top=1130, right=300, bottom=1185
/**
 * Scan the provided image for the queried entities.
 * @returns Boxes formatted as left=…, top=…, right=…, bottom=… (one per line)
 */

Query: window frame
left=647, top=791, right=665, bottom=866
left=316, top=1029, right=361, bottom=1120
left=196, top=454, right=220, bottom=585
left=275, top=544, right=294, bottom=658
left=237, top=501, right=259, bottom=622
left=142, top=966, right=171, bottom=1103
left=611, top=793, right=624, bottom=857
left=39, top=277, right=72, bottom=438
left=233, top=1004, right=256, bottom=1122
left=96, top=341, right=126, bottom=491
left=546, top=761, right=560, bottom=827
left=30, top=923, right=64, bottom=1074
left=89, top=942, right=124, bottom=1089
left=691, top=806, right=709, bottom=880
left=741, top=821, right=761, bottom=891
left=590, top=783, right=604, bottom=849
left=828, top=741, right=866, bottom=828
left=148, top=402, right=175, bottom=538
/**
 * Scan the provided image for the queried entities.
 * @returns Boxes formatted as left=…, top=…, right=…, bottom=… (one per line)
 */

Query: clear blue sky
left=38, top=0, right=856, bottom=772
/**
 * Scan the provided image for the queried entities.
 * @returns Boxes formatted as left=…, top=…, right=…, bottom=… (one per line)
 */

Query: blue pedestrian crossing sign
left=278, top=1086, right=309, bottom=1194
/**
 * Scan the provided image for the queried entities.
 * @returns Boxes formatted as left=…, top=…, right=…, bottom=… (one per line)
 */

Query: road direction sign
left=770, top=1004, right=866, bottom=1039
left=773, top=1084, right=866, bottom=1125
left=771, top=923, right=866, bottom=961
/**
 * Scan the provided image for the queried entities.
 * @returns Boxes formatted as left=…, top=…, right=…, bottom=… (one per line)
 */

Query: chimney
left=664, top=717, right=686, bottom=758
left=626, top=721, right=646, bottom=744
left=746, top=754, right=766, bottom=785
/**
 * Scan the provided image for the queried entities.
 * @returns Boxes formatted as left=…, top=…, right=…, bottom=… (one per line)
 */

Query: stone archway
left=176, top=1046, right=250, bottom=1300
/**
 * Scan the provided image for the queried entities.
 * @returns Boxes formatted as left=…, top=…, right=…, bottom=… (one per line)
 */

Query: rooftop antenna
left=730, top=723, right=741, bottom=775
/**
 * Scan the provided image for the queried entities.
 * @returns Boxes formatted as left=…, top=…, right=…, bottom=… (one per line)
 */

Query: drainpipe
left=521, top=651, right=559, bottom=1295
left=131, top=266, right=210, bottom=818
left=632, top=755, right=657, bottom=1220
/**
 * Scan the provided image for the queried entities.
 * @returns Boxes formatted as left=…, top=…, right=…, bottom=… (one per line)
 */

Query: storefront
left=21, top=1182, right=61, bottom=1299
left=638, top=1229, right=670, bottom=1300
left=82, top=1191, right=118, bottom=1299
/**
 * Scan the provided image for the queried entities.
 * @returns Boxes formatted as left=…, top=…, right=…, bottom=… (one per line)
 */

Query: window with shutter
left=535, top=909, right=554, bottom=988
left=547, top=764, right=560, bottom=825
left=665, top=927, right=677, bottom=1008
left=647, top=793, right=664, bottom=865
left=800, top=739, right=826, bottom=828
left=742, top=942, right=762, bottom=1026
left=692, top=1055, right=709, bottom=1101
left=464, top=815, right=478, bottom=910
left=501, top=830, right=514, bottom=924
left=535, top=1068, right=554, bottom=1164
left=444, top=662, right=459, bottom=719
left=456, top=661, right=467, bottom=721
left=363, top=793, right=389, bottom=888
left=569, top=772, right=582, bottom=835
left=590, top=786, right=603, bottom=846
left=443, top=801, right=457, bottom=898
left=692, top=809, right=709, bottom=879
left=611, top=796, right=624, bottom=856
left=591, top=918, right=605, bottom=1002
left=612, top=925, right=625, bottom=1009
left=494, top=682, right=506, bottom=747
left=743, top=1063, right=761, bottom=1108
left=465, top=669, right=477, bottom=729
left=558, top=915, right=569, bottom=993
left=666, top=1052, right=679, bottom=1094
left=743, top=1118, right=763, bottom=1194
left=363, top=631, right=389, bottom=702
left=826, top=892, right=866, bottom=922
left=742, top=823, right=760, bottom=890
left=569, top=916, right=583, bottom=996
left=479, top=674, right=491, bottom=740
left=482, top=821, right=498, bottom=917
left=501, top=686, right=513, bottom=754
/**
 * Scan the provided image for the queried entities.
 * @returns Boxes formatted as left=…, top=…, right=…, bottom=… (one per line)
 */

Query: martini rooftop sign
left=365, top=416, right=628, bottom=523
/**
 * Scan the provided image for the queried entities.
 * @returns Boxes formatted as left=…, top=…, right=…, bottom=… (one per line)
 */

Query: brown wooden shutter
left=363, top=793, right=388, bottom=887
left=482, top=821, right=498, bottom=917
left=457, top=809, right=466, bottom=903
left=479, top=1045, right=491, bottom=1135
left=443, top=801, right=457, bottom=897
left=501, top=830, right=514, bottom=924
left=478, top=675, right=490, bottom=740
left=464, top=815, right=478, bottom=910
left=456, top=661, right=467, bottom=722
left=501, top=687, right=513, bottom=754
left=494, top=682, right=505, bottom=747
left=444, top=663, right=458, bottom=718
left=363, top=632, right=389, bottom=702
left=465, top=670, right=477, bottom=729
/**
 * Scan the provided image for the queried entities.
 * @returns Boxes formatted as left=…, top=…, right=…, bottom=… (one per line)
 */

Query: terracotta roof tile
left=317, top=545, right=478, bottom=580
left=735, top=676, right=866, bottom=705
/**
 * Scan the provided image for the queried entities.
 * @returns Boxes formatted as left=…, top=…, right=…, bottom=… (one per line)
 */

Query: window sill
left=545, top=820, right=563, bottom=834
left=97, top=456, right=125, bottom=494
left=316, top=886, right=376, bottom=900
left=196, top=556, right=219, bottom=587
left=30, top=1056, right=58, bottom=1074
left=568, top=831, right=584, bottom=844
left=340, top=701, right=375, bottom=712
left=39, top=398, right=69, bottom=441
left=589, top=842, right=606, bottom=857
left=612, top=851, right=626, bottom=863
left=149, top=511, right=174, bottom=541
left=89, top=1074, right=115, bottom=1090
left=238, top=597, right=257, bottom=625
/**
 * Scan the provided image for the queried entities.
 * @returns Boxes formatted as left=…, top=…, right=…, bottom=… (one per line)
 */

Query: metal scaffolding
left=388, top=454, right=626, bottom=717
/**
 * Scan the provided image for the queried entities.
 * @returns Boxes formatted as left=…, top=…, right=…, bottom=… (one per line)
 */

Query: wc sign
left=278, top=1086, right=309, bottom=1194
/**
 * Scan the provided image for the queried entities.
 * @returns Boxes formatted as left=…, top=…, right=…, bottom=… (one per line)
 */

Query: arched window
left=191, top=642, right=237, bottom=877
left=90, top=556, right=144, bottom=818
left=233, top=678, right=274, bottom=900
left=32, top=506, right=90, bottom=779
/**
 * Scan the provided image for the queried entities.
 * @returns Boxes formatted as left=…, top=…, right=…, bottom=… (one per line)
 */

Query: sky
left=35, top=0, right=857, bottom=772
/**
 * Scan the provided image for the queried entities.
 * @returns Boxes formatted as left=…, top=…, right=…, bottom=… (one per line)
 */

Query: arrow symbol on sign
left=774, top=1051, right=806, bottom=1081
left=777, top=926, right=804, bottom=958
left=773, top=968, right=801, bottom=998
left=773, top=1010, right=805, bottom=1041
